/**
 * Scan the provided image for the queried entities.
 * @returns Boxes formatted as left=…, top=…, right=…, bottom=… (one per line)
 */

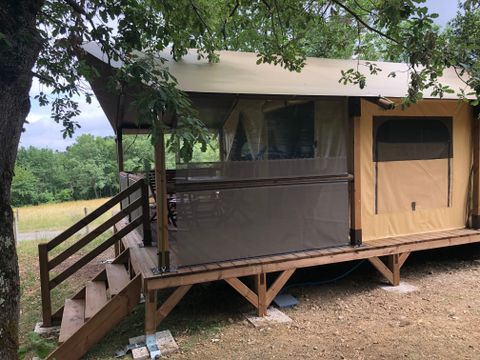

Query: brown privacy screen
left=373, top=116, right=452, bottom=214
left=170, top=97, right=350, bottom=267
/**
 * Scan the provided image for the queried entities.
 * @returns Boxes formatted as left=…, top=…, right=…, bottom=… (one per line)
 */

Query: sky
left=20, top=1, right=461, bottom=150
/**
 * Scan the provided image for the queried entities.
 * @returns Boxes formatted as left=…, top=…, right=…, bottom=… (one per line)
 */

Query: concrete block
left=131, top=346, right=149, bottom=360
left=156, top=330, right=178, bottom=355
left=379, top=282, right=418, bottom=294
left=244, top=307, right=292, bottom=328
left=34, top=322, right=60, bottom=336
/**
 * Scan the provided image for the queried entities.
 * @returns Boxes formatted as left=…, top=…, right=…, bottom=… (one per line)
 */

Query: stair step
left=106, top=264, right=130, bottom=296
left=85, top=280, right=108, bottom=320
left=59, top=299, right=85, bottom=343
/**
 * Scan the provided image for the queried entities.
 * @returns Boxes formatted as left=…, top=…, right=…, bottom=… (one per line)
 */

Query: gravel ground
left=162, top=244, right=480, bottom=360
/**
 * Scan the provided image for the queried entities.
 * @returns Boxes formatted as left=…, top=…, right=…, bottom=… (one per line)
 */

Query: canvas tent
left=81, top=43, right=477, bottom=268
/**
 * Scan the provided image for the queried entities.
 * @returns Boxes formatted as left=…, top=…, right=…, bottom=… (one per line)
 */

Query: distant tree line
left=12, top=133, right=219, bottom=207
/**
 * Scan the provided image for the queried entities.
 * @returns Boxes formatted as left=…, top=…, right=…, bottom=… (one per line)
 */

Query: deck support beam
left=144, top=289, right=157, bottom=335
left=368, top=252, right=410, bottom=286
left=156, top=285, right=192, bottom=324
left=225, top=269, right=295, bottom=317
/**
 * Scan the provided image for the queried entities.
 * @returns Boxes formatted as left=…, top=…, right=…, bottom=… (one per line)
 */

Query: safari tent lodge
left=38, top=45, right=480, bottom=358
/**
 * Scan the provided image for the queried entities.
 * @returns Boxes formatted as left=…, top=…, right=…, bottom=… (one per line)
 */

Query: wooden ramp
left=47, top=254, right=142, bottom=360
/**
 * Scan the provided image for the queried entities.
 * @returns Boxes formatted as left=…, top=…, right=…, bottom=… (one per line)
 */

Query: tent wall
left=172, top=97, right=350, bottom=267
left=360, top=99, right=473, bottom=241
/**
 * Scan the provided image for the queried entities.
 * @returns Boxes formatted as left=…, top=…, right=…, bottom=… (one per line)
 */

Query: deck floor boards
left=115, top=223, right=480, bottom=289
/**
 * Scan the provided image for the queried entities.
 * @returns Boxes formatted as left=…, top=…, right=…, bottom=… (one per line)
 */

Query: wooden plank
left=224, top=277, right=258, bottom=308
left=50, top=217, right=142, bottom=289
left=156, top=285, right=192, bottom=324
left=47, top=180, right=143, bottom=250
left=368, top=257, right=393, bottom=285
left=59, top=299, right=85, bottom=343
left=38, top=243, right=52, bottom=327
left=49, top=198, right=143, bottom=269
left=266, top=269, right=295, bottom=307
left=85, top=281, right=108, bottom=320
left=47, top=275, right=141, bottom=360
left=106, top=264, right=131, bottom=296
left=129, top=246, right=155, bottom=278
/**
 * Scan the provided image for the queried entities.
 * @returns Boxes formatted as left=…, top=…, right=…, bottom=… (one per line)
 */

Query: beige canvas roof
left=83, top=42, right=472, bottom=99
left=81, top=42, right=473, bottom=132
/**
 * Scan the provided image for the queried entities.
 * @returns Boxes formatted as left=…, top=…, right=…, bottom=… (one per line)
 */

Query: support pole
left=144, top=288, right=157, bottom=335
left=38, top=243, right=52, bottom=327
left=141, top=180, right=152, bottom=246
left=255, top=273, right=267, bottom=317
left=349, top=98, right=362, bottom=245
left=154, top=132, right=169, bottom=270
left=116, top=128, right=124, bottom=173
left=472, top=115, right=480, bottom=228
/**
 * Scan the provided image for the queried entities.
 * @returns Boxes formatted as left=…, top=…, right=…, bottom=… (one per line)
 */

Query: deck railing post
left=141, top=179, right=152, bottom=246
left=38, top=243, right=52, bottom=327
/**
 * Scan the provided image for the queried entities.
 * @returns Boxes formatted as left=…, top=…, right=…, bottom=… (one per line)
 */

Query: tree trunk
left=0, top=1, right=43, bottom=359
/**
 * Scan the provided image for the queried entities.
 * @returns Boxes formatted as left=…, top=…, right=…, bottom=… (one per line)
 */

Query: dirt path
left=163, top=245, right=480, bottom=360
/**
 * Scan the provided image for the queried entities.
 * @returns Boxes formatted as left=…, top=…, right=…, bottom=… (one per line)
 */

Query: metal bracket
left=151, top=266, right=177, bottom=275
left=146, top=334, right=161, bottom=359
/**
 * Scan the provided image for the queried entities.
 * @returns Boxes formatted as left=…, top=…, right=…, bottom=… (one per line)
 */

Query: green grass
left=14, top=198, right=119, bottom=232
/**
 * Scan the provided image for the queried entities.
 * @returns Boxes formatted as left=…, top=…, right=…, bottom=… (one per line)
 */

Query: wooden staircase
left=38, top=177, right=151, bottom=360
left=47, top=256, right=142, bottom=359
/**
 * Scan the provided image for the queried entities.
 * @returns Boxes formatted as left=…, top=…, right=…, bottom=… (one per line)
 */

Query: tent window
left=374, top=117, right=452, bottom=162
left=373, top=117, right=453, bottom=214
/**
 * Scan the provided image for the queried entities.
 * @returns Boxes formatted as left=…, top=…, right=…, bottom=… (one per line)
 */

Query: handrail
left=38, top=177, right=151, bottom=327
left=46, top=180, right=143, bottom=251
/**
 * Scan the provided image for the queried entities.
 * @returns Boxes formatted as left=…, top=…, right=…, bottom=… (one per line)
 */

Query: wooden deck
left=115, top=221, right=480, bottom=334
left=120, top=226, right=480, bottom=284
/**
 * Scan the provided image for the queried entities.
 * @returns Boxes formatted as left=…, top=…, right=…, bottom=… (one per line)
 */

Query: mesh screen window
left=373, top=116, right=453, bottom=214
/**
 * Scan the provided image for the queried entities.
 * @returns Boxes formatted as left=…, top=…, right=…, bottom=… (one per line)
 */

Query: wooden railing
left=38, top=178, right=151, bottom=327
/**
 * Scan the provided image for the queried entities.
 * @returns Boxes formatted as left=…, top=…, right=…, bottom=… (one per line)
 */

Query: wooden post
left=144, top=289, right=157, bottom=335
left=38, top=243, right=52, bottom=327
left=349, top=98, right=363, bottom=245
left=116, top=129, right=124, bottom=173
left=141, top=180, right=152, bottom=246
left=83, top=207, right=89, bottom=234
left=154, top=133, right=169, bottom=269
left=255, top=273, right=267, bottom=317
left=387, top=254, right=401, bottom=286
left=472, top=115, right=480, bottom=228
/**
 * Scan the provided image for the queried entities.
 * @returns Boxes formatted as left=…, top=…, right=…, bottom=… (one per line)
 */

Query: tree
left=1, top=0, right=478, bottom=358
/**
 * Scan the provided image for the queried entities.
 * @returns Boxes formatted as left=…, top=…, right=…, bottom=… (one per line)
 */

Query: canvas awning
left=81, top=42, right=474, bottom=133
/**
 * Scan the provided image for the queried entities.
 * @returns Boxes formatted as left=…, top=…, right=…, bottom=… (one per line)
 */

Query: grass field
left=14, top=198, right=119, bottom=233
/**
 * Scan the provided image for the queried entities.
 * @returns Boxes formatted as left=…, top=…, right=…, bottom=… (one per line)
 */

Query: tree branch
left=330, top=0, right=405, bottom=48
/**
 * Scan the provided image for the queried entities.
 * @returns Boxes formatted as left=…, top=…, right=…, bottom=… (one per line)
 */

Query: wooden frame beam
left=224, top=269, right=295, bottom=317
left=472, top=115, right=480, bottom=229
left=154, top=132, right=169, bottom=269
left=116, top=129, right=124, bottom=173
left=349, top=98, right=362, bottom=246
left=156, top=285, right=192, bottom=324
